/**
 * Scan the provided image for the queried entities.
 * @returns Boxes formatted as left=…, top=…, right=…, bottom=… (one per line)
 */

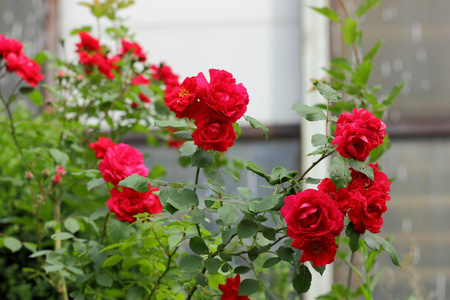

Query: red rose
left=0, top=35, right=23, bottom=57
left=218, top=274, right=249, bottom=300
left=191, top=120, right=236, bottom=152
left=349, top=163, right=391, bottom=194
left=347, top=188, right=388, bottom=234
left=318, top=178, right=351, bottom=213
left=99, top=143, right=149, bottom=186
left=120, top=39, right=146, bottom=62
left=107, top=185, right=162, bottom=223
left=150, top=63, right=180, bottom=94
left=53, top=174, right=62, bottom=185
left=280, top=189, right=344, bottom=239
left=76, top=32, right=101, bottom=53
left=15, top=57, right=45, bottom=86
left=4, top=52, right=26, bottom=73
left=164, top=76, right=206, bottom=119
left=89, top=137, right=117, bottom=159
left=332, top=108, right=386, bottom=161
left=291, top=234, right=338, bottom=267
left=203, top=69, right=249, bottom=123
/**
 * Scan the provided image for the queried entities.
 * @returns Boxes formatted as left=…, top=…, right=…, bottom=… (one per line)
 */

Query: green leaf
left=191, top=149, right=215, bottom=168
left=180, top=189, right=199, bottom=207
left=96, top=274, right=113, bottom=287
left=28, top=89, right=44, bottom=107
left=102, top=255, right=123, bottom=267
left=313, top=265, right=326, bottom=276
left=311, top=134, right=328, bottom=147
left=70, top=25, right=92, bottom=35
left=179, top=255, right=203, bottom=272
left=352, top=61, right=373, bottom=86
left=64, top=218, right=80, bottom=234
left=66, top=266, right=84, bottom=275
left=244, top=115, right=269, bottom=140
left=314, top=82, right=342, bottom=103
left=362, top=232, right=400, bottom=267
left=382, top=82, right=405, bottom=107
left=292, top=103, right=327, bottom=121
left=237, top=187, right=252, bottom=199
left=4, top=237, right=22, bottom=253
left=173, top=130, right=193, bottom=140
left=341, top=18, right=358, bottom=44
left=263, top=257, right=281, bottom=268
left=245, top=161, right=270, bottom=181
left=43, top=263, right=64, bottom=273
left=364, top=40, right=384, bottom=62
left=196, top=273, right=208, bottom=287
left=218, top=204, right=239, bottom=225
left=107, top=217, right=131, bottom=243
left=51, top=232, right=75, bottom=240
left=310, top=6, right=340, bottom=22
left=86, top=177, right=105, bottom=191
left=356, top=0, right=383, bottom=17
left=19, top=86, right=34, bottom=95
left=118, top=173, right=150, bottom=192
left=29, top=250, right=52, bottom=258
left=33, top=52, right=47, bottom=64
left=265, top=289, right=282, bottom=300
left=292, top=264, right=312, bottom=294
left=348, top=159, right=374, bottom=180
left=249, top=194, right=282, bottom=212
left=276, top=246, right=295, bottom=262
left=237, top=219, right=259, bottom=238
left=179, top=141, right=197, bottom=157
left=154, top=119, right=187, bottom=129
left=204, top=258, right=222, bottom=274
left=189, top=210, right=206, bottom=224
left=49, top=148, right=69, bottom=166
left=238, top=279, right=260, bottom=296
left=345, top=223, right=361, bottom=253
left=189, top=237, right=209, bottom=255
left=165, top=187, right=191, bottom=211
left=89, top=207, right=109, bottom=222
left=234, top=266, right=252, bottom=274
left=168, top=235, right=183, bottom=247
left=329, top=156, right=351, bottom=189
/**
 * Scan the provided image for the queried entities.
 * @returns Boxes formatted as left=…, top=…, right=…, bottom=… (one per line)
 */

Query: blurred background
left=1, top=0, right=449, bottom=299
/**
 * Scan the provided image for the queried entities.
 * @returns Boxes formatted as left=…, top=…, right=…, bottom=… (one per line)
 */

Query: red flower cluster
left=165, top=69, right=249, bottom=152
left=119, top=39, right=147, bottom=62
left=131, top=74, right=152, bottom=107
left=332, top=108, right=386, bottom=161
left=76, top=32, right=118, bottom=79
left=218, top=274, right=249, bottom=300
left=150, top=63, right=180, bottom=94
left=90, top=137, right=163, bottom=223
left=280, top=189, right=343, bottom=267
left=319, top=163, right=391, bottom=234
left=281, top=163, right=391, bottom=267
left=53, top=166, right=66, bottom=185
left=0, top=35, right=44, bottom=86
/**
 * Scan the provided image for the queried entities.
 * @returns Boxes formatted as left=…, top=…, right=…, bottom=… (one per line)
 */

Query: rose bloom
left=201, top=69, right=249, bottom=123
left=332, top=108, right=386, bottom=161
left=0, top=35, right=23, bottom=57
left=218, top=274, right=249, bottom=300
left=165, top=76, right=205, bottom=119
left=99, top=143, right=149, bottom=186
left=4, top=53, right=44, bottom=86
left=76, top=32, right=101, bottom=53
left=191, top=120, right=236, bottom=152
left=89, top=137, right=117, bottom=159
left=53, top=174, right=62, bottom=185
left=318, top=178, right=352, bottom=213
left=107, top=185, right=162, bottom=223
left=280, top=189, right=344, bottom=239
left=292, top=234, right=338, bottom=267
left=348, top=163, right=391, bottom=194
left=150, top=63, right=180, bottom=94
left=120, top=39, right=146, bottom=62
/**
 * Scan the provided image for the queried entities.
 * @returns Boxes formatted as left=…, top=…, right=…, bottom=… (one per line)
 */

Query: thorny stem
left=100, top=212, right=110, bottom=245
left=297, top=151, right=335, bottom=183
left=193, top=167, right=203, bottom=238
left=53, top=193, right=69, bottom=300
left=346, top=252, right=355, bottom=300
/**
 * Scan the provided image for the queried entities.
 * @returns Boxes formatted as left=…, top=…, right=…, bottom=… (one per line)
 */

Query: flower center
left=178, top=88, right=190, bottom=98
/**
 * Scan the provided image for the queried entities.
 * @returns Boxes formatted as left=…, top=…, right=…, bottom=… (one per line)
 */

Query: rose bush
left=0, top=1, right=403, bottom=299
